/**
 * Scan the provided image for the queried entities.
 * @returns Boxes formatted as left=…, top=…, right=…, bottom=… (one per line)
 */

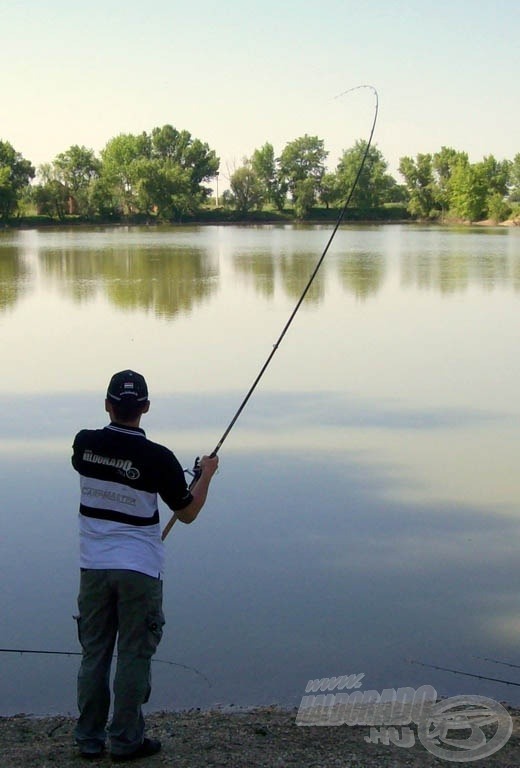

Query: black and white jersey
left=72, top=423, right=193, bottom=578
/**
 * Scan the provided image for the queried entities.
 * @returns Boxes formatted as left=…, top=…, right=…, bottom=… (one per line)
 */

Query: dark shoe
left=79, top=747, right=105, bottom=760
left=111, top=738, right=161, bottom=762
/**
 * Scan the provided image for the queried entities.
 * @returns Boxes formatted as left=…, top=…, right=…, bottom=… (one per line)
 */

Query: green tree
left=53, top=145, right=101, bottom=216
left=229, top=165, right=264, bottom=215
left=487, top=192, right=511, bottom=223
left=319, top=172, right=341, bottom=209
left=150, top=125, right=219, bottom=197
left=432, top=147, right=468, bottom=215
left=386, top=182, right=409, bottom=204
left=509, top=153, right=520, bottom=202
left=0, top=141, right=35, bottom=220
left=278, top=134, right=327, bottom=202
left=133, top=158, right=195, bottom=220
left=97, top=126, right=219, bottom=218
left=293, top=177, right=316, bottom=219
left=88, top=175, right=118, bottom=217
left=479, top=155, right=510, bottom=221
left=251, top=142, right=287, bottom=210
left=336, top=140, right=396, bottom=210
left=448, top=159, right=487, bottom=221
left=398, top=153, right=435, bottom=218
left=100, top=132, right=152, bottom=215
left=478, top=155, right=510, bottom=198
left=131, top=158, right=166, bottom=216
left=32, top=163, right=69, bottom=219
left=251, top=142, right=276, bottom=196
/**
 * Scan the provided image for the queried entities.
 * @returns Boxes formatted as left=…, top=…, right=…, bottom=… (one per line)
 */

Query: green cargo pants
left=74, top=569, right=164, bottom=756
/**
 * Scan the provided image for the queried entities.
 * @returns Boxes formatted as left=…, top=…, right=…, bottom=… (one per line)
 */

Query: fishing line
left=0, top=647, right=212, bottom=687
left=210, top=85, right=379, bottom=458
left=163, top=85, right=379, bottom=540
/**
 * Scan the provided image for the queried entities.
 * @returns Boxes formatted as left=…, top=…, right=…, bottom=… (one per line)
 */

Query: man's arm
left=175, top=455, right=219, bottom=524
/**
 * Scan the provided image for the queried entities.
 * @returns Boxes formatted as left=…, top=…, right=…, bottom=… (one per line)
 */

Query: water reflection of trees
left=39, top=247, right=218, bottom=318
left=0, top=249, right=30, bottom=312
left=337, top=252, right=386, bottom=299
left=32, top=232, right=520, bottom=320
left=513, top=255, right=520, bottom=292
left=233, top=251, right=324, bottom=302
left=476, top=254, right=510, bottom=290
left=235, top=251, right=375, bottom=303
left=234, top=247, right=520, bottom=301
left=233, top=254, right=275, bottom=297
left=401, top=253, right=469, bottom=293
left=279, top=253, right=325, bottom=302
left=400, top=252, right=519, bottom=293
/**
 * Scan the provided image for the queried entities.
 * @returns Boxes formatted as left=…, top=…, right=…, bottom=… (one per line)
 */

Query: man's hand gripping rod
left=161, top=456, right=204, bottom=540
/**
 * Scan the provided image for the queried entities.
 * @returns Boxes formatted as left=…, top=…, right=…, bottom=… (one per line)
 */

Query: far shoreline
left=2, top=210, right=519, bottom=231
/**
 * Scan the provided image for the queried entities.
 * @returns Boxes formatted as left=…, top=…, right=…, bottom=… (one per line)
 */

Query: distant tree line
left=231, top=139, right=520, bottom=222
left=1, top=127, right=519, bottom=224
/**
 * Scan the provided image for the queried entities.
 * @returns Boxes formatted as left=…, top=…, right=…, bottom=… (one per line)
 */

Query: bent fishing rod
left=162, top=85, right=379, bottom=541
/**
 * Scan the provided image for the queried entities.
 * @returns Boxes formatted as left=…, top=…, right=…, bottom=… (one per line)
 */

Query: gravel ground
left=1, top=705, right=519, bottom=767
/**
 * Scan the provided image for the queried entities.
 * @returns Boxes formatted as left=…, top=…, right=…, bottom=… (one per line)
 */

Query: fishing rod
left=162, top=85, right=379, bottom=541
left=408, top=658, right=520, bottom=688
left=475, top=655, right=520, bottom=671
left=0, top=647, right=212, bottom=687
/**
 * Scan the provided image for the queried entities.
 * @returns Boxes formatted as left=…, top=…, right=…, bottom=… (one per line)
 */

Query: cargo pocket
left=144, top=610, right=165, bottom=656
left=73, top=614, right=84, bottom=651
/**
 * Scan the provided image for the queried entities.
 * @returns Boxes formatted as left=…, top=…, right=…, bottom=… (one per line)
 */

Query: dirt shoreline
left=1, top=705, right=519, bottom=767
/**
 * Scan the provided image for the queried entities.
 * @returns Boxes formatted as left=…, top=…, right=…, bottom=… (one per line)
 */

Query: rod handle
left=161, top=513, right=178, bottom=540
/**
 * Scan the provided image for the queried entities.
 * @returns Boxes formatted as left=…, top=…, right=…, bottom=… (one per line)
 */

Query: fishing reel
left=185, top=456, right=202, bottom=489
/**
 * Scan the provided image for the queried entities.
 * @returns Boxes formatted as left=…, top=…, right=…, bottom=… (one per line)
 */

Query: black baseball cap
left=106, top=370, right=149, bottom=403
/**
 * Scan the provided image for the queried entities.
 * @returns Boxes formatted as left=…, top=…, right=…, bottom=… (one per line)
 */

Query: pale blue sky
left=2, top=0, right=518, bottom=181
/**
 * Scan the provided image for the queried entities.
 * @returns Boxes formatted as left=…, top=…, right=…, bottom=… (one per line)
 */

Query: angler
left=71, top=370, right=218, bottom=761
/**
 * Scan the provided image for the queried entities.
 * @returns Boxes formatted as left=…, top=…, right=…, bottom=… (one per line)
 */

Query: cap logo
left=107, top=370, right=148, bottom=403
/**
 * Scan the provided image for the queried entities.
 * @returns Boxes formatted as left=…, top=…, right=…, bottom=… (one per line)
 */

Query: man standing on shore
left=72, top=370, right=218, bottom=761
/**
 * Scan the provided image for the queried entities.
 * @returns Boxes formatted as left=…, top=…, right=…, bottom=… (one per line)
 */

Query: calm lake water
left=1, top=223, right=520, bottom=715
